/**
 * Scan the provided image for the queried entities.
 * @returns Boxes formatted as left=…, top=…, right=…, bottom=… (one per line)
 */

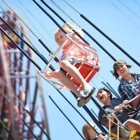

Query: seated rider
left=97, top=88, right=140, bottom=139
left=113, top=60, right=140, bottom=110
left=41, top=23, right=99, bottom=107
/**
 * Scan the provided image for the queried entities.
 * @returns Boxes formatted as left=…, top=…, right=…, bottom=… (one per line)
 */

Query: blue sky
left=0, top=0, right=140, bottom=139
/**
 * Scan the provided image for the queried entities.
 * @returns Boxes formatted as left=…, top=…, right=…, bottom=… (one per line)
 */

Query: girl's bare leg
left=60, top=60, right=91, bottom=90
left=126, top=119, right=140, bottom=132
left=54, top=69, right=82, bottom=95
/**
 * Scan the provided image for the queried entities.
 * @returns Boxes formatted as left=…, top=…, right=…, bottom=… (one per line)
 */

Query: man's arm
left=118, top=85, right=139, bottom=109
left=131, top=93, right=140, bottom=109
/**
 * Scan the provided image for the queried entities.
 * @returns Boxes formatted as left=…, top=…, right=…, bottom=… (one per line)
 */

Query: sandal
left=77, top=87, right=96, bottom=107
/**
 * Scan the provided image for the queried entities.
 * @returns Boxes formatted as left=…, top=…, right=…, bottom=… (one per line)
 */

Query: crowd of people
left=82, top=60, right=140, bottom=140
left=42, top=23, right=140, bottom=139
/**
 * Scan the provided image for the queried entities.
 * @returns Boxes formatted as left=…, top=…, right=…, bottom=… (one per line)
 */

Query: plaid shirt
left=118, top=72, right=140, bottom=110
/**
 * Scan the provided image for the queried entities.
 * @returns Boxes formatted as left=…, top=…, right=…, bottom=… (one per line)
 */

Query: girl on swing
left=41, top=23, right=99, bottom=107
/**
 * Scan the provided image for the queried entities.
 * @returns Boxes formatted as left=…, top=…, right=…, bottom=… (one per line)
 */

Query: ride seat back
left=67, top=61, right=100, bottom=89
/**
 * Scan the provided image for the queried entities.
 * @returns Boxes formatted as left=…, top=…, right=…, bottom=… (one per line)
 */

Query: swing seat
left=39, top=61, right=99, bottom=90
left=111, top=129, right=137, bottom=140
left=67, top=60, right=100, bottom=89
left=39, top=34, right=100, bottom=90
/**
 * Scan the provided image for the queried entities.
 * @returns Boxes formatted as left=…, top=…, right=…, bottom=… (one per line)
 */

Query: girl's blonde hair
left=54, top=23, right=83, bottom=37
left=82, top=122, right=95, bottom=140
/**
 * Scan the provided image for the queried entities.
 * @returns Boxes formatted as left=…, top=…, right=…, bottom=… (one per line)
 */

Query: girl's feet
left=40, top=71, right=52, bottom=79
left=77, top=87, right=95, bottom=107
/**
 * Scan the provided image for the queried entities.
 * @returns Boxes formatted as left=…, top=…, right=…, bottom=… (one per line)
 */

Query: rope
left=0, top=24, right=101, bottom=137
left=33, top=0, right=107, bottom=133
left=0, top=25, right=98, bottom=138
left=63, top=0, right=80, bottom=14
left=133, top=0, right=140, bottom=7
left=51, top=84, right=107, bottom=133
left=0, top=17, right=57, bottom=70
left=1, top=0, right=107, bottom=136
left=49, top=95, right=85, bottom=140
left=21, top=119, right=38, bottom=140
left=1, top=0, right=58, bottom=62
left=2, top=0, right=38, bottom=39
left=38, top=0, right=100, bottom=90
left=40, top=0, right=89, bottom=45
left=64, top=0, right=140, bottom=67
left=0, top=80, right=51, bottom=140
left=0, top=28, right=49, bottom=137
left=0, top=119, right=15, bottom=140
left=49, top=0, right=116, bottom=61
left=3, top=35, right=50, bottom=138
left=117, top=0, right=140, bottom=19
left=0, top=26, right=42, bottom=70
left=1, top=40, right=51, bottom=139
left=25, top=110, right=51, bottom=140
left=0, top=4, right=34, bottom=48
left=101, top=81, right=120, bottom=98
left=16, top=0, right=54, bottom=39
left=50, top=0, right=81, bottom=27
left=1, top=67, right=94, bottom=139
left=109, top=0, right=140, bottom=30
left=106, top=82, right=120, bottom=98
left=0, top=89, right=38, bottom=140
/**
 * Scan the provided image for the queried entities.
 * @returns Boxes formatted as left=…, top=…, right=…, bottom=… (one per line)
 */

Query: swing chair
left=106, top=95, right=140, bottom=140
left=39, top=33, right=100, bottom=104
left=107, top=111, right=138, bottom=140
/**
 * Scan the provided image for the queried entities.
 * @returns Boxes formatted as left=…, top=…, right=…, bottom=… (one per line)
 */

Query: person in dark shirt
left=97, top=88, right=140, bottom=139
left=82, top=122, right=104, bottom=140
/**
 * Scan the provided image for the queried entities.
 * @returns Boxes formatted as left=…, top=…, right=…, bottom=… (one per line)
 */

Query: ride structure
left=0, top=1, right=140, bottom=140
left=0, top=11, right=50, bottom=140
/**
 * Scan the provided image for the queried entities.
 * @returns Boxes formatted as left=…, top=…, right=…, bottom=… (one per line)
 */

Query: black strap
left=126, top=107, right=139, bottom=113
left=92, top=138, right=98, bottom=140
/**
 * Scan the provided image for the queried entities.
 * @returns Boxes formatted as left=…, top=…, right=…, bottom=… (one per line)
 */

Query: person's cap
left=113, top=60, right=131, bottom=70
left=113, top=60, right=131, bottom=79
